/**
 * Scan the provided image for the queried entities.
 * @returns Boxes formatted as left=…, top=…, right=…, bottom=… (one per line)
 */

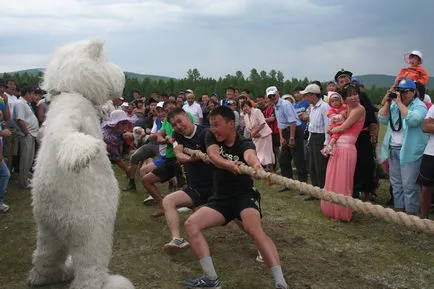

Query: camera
left=389, top=92, right=398, bottom=99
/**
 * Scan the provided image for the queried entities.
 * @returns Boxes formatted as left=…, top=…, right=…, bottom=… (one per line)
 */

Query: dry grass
left=0, top=167, right=433, bottom=289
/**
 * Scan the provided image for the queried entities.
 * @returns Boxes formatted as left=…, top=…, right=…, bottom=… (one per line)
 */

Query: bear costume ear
left=86, top=40, right=104, bottom=60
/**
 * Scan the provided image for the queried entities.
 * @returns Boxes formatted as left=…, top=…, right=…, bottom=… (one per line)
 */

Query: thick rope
left=183, top=147, right=434, bottom=235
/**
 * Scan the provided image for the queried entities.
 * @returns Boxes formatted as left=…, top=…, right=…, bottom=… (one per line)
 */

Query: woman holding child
left=321, top=84, right=366, bottom=222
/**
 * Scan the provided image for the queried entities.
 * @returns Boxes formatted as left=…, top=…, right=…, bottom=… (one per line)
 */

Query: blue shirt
left=274, top=98, right=301, bottom=129
left=293, top=99, right=310, bottom=130
left=379, top=98, right=428, bottom=164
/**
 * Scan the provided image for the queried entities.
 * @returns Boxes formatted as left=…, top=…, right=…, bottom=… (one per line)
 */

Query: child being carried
left=322, top=92, right=348, bottom=157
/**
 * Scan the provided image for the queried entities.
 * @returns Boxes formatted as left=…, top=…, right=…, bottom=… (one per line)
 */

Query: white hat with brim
left=102, top=109, right=137, bottom=127
left=405, top=50, right=423, bottom=64
left=300, top=84, right=321, bottom=95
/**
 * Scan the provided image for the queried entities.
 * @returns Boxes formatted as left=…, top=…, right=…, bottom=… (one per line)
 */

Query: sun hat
left=282, top=94, right=295, bottom=103
left=405, top=50, right=423, bottom=64
left=102, top=109, right=137, bottom=127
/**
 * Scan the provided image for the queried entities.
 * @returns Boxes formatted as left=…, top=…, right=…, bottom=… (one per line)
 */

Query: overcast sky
left=0, top=0, right=433, bottom=81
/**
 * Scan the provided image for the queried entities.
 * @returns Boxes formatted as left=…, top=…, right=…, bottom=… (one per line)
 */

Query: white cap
left=300, top=84, right=321, bottom=95
left=185, top=89, right=194, bottom=94
left=156, top=101, right=164, bottom=108
left=121, top=102, right=129, bottom=107
left=266, top=86, right=278, bottom=96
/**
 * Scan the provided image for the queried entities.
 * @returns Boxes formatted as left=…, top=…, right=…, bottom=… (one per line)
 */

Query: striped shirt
left=274, top=98, right=301, bottom=129
left=308, top=99, right=330, bottom=134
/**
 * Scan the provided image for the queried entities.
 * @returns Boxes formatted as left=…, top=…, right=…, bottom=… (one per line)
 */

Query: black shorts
left=152, top=158, right=185, bottom=186
left=417, top=154, right=434, bottom=187
left=185, top=186, right=213, bottom=208
left=205, top=190, right=262, bottom=223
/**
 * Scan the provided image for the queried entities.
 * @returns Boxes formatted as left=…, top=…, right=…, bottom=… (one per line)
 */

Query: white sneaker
left=163, top=238, right=190, bottom=254
left=177, top=207, right=191, bottom=213
left=256, top=253, right=264, bottom=263
left=143, top=195, right=155, bottom=205
left=0, top=203, right=10, bottom=213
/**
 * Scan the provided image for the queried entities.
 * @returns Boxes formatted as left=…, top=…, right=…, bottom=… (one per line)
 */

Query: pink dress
left=320, top=118, right=364, bottom=221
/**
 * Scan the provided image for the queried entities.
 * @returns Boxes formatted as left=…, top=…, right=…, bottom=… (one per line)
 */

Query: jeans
left=0, top=159, right=10, bottom=203
left=389, top=147, right=421, bottom=214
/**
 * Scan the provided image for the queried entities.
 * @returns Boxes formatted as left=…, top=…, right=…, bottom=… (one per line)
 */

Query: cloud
left=0, top=0, right=432, bottom=81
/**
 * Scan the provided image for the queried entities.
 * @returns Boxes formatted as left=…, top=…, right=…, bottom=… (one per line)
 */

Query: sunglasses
left=267, top=94, right=276, bottom=98
left=397, top=89, right=413, bottom=95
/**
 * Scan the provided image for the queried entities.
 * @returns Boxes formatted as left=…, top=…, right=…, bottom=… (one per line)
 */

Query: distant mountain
left=356, top=74, right=434, bottom=89
left=1, top=68, right=173, bottom=81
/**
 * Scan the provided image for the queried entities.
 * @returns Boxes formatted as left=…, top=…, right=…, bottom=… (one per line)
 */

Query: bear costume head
left=41, top=40, right=125, bottom=105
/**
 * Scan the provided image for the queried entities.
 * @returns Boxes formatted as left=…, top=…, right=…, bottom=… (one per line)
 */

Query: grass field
left=0, top=168, right=433, bottom=289
left=1, top=126, right=433, bottom=289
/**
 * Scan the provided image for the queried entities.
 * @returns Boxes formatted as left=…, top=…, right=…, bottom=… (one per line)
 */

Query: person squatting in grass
left=141, top=100, right=190, bottom=217
left=182, top=106, right=288, bottom=289
left=162, top=107, right=215, bottom=253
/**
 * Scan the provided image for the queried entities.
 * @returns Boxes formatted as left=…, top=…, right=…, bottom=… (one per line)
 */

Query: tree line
left=3, top=69, right=431, bottom=105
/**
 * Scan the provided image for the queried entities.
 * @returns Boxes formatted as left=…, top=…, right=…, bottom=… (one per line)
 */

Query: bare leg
left=240, top=208, right=287, bottom=288
left=142, top=172, right=164, bottom=217
left=420, top=185, right=433, bottom=218
left=184, top=206, right=226, bottom=259
left=162, top=190, right=194, bottom=239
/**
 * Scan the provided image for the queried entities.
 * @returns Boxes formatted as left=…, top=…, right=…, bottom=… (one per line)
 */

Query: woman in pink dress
left=241, top=101, right=275, bottom=171
left=321, top=84, right=366, bottom=221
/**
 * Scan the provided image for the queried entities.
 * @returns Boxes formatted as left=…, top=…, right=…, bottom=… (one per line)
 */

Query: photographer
left=378, top=79, right=428, bottom=214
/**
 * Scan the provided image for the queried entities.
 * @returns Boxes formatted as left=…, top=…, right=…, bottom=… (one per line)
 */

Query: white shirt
left=183, top=102, right=203, bottom=125
left=424, top=106, right=434, bottom=156
left=308, top=99, right=329, bottom=134
left=5, top=93, right=18, bottom=116
left=13, top=97, right=39, bottom=137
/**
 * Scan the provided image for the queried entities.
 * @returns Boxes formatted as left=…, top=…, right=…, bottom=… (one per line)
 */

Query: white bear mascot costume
left=28, top=40, right=134, bottom=289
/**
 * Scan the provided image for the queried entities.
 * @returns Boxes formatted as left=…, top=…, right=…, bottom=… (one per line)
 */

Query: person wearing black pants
left=267, top=86, right=307, bottom=192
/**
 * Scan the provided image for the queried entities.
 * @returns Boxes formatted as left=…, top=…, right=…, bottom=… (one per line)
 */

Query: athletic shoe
left=163, top=238, right=190, bottom=254
left=0, top=203, right=10, bottom=213
left=122, top=183, right=136, bottom=192
left=143, top=195, right=155, bottom=205
left=177, top=207, right=191, bottom=213
left=182, top=275, right=222, bottom=289
left=256, top=253, right=264, bottom=263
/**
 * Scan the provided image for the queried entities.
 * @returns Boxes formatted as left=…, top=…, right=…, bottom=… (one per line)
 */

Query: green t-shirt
left=160, top=112, right=194, bottom=158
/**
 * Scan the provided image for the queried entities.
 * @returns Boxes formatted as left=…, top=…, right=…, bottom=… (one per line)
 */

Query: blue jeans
left=0, top=159, right=10, bottom=203
left=389, top=147, right=421, bottom=214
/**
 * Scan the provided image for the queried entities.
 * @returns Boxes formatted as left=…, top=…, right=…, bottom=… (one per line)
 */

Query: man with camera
left=379, top=78, right=428, bottom=214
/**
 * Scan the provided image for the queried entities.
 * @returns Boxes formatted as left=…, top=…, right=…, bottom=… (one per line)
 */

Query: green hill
left=356, top=74, right=434, bottom=89
left=0, top=68, right=173, bottom=81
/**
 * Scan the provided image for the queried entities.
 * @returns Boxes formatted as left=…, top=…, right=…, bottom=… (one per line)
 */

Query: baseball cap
left=300, top=84, right=321, bottom=95
left=282, top=94, right=295, bottom=103
left=227, top=100, right=236, bottom=105
left=156, top=101, right=164, bottom=108
left=266, top=86, right=278, bottom=97
left=396, top=78, right=416, bottom=90
left=185, top=89, right=194, bottom=94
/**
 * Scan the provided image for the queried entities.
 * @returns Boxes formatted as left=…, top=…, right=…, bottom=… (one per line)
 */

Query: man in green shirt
left=142, top=100, right=193, bottom=217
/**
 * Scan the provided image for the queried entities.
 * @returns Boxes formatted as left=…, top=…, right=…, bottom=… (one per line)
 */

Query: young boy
left=395, top=50, right=429, bottom=97
left=182, top=106, right=288, bottom=289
